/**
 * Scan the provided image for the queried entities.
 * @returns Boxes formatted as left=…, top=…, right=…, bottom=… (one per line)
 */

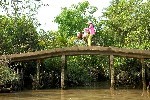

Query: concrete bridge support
left=61, top=55, right=67, bottom=89
left=110, top=55, right=115, bottom=90
left=36, top=60, right=41, bottom=89
left=141, top=59, right=146, bottom=94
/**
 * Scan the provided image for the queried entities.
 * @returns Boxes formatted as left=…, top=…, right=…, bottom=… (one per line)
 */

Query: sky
left=36, top=0, right=112, bottom=31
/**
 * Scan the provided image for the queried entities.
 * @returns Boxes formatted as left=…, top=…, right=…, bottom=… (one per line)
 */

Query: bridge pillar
left=110, top=55, right=115, bottom=90
left=36, top=60, right=41, bottom=89
left=141, top=59, right=146, bottom=94
left=61, top=55, right=67, bottom=89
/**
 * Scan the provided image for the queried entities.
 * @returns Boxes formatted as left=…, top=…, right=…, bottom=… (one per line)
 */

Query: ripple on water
left=0, top=89, right=149, bottom=100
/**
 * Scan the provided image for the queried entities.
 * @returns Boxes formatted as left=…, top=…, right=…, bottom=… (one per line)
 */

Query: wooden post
left=110, top=55, right=115, bottom=90
left=16, top=68, right=19, bottom=74
left=61, top=55, right=67, bottom=89
left=141, top=59, right=146, bottom=92
left=20, top=68, right=24, bottom=89
left=36, top=60, right=41, bottom=89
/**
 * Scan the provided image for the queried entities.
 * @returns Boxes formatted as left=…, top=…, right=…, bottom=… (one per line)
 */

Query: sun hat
left=87, top=21, right=92, bottom=24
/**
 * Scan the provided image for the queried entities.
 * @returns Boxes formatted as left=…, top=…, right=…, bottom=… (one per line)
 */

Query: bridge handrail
left=0, top=46, right=150, bottom=62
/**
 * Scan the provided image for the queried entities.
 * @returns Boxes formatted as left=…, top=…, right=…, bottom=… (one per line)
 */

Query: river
left=0, top=89, right=149, bottom=100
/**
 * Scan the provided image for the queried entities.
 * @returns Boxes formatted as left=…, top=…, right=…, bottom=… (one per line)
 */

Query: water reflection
left=0, top=89, right=149, bottom=100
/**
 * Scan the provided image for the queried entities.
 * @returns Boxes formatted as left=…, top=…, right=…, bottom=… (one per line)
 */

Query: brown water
left=0, top=89, right=149, bottom=100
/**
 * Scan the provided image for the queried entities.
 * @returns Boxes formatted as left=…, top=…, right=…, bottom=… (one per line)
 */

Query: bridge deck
left=0, top=46, right=150, bottom=62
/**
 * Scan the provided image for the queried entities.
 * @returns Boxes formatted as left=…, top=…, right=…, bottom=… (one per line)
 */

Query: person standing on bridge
left=84, top=21, right=96, bottom=46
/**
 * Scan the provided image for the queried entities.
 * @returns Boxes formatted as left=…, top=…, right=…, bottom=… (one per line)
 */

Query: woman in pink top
left=88, top=21, right=96, bottom=35
left=87, top=21, right=96, bottom=46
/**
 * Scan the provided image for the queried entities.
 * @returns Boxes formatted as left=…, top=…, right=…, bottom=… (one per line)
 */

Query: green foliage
left=0, top=0, right=42, bottom=22
left=43, top=57, right=61, bottom=72
left=0, top=15, right=39, bottom=54
left=0, top=0, right=42, bottom=54
left=38, top=30, right=86, bottom=50
left=102, top=0, right=150, bottom=49
left=38, top=31, right=67, bottom=49
left=67, top=55, right=109, bottom=86
left=0, top=65, right=19, bottom=85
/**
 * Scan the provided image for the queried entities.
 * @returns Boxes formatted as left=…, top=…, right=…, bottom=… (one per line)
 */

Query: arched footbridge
left=0, top=46, right=150, bottom=90
left=0, top=46, right=150, bottom=61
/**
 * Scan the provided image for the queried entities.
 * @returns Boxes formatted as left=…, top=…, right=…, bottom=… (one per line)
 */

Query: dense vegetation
left=0, top=0, right=149, bottom=90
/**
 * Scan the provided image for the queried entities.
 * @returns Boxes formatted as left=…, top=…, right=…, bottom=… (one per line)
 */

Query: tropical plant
left=102, top=0, right=150, bottom=49
left=0, top=15, right=39, bottom=54
left=0, top=63, right=19, bottom=85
